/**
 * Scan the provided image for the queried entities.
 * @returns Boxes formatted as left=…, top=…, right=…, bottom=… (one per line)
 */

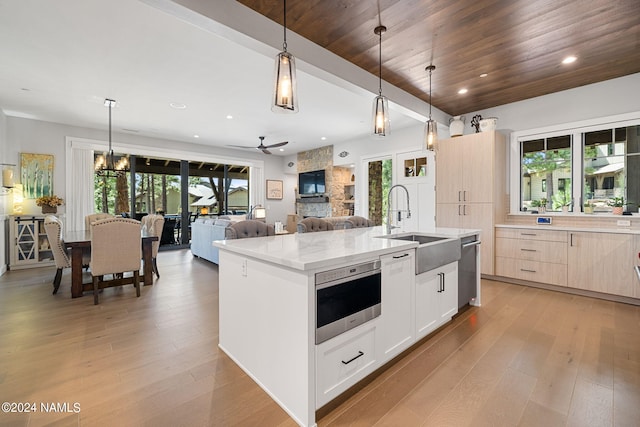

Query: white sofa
left=191, top=218, right=236, bottom=264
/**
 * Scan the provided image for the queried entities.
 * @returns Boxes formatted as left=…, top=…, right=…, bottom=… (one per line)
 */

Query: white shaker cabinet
left=435, top=131, right=507, bottom=275
left=378, top=250, right=415, bottom=360
left=415, top=261, right=458, bottom=340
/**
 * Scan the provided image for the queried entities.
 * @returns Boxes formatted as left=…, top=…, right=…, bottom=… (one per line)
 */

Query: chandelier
left=95, top=98, right=129, bottom=177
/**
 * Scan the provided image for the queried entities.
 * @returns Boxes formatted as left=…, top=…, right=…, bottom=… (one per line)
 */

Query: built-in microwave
left=315, top=260, right=382, bottom=344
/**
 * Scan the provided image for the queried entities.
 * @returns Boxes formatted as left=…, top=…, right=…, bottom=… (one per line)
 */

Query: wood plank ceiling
left=237, top=0, right=640, bottom=116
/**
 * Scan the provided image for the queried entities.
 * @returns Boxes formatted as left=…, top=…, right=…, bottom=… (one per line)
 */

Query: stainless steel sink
left=379, top=233, right=461, bottom=274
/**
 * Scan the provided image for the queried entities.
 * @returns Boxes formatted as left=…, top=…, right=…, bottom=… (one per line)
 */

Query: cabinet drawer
left=496, top=238, right=567, bottom=264
left=496, top=257, right=567, bottom=286
left=316, top=325, right=377, bottom=407
left=496, top=228, right=567, bottom=242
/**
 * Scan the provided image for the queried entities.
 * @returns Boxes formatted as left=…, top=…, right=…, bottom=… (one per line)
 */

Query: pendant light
left=425, top=65, right=438, bottom=151
left=95, top=98, right=129, bottom=177
left=372, top=25, right=390, bottom=136
left=272, top=0, right=298, bottom=113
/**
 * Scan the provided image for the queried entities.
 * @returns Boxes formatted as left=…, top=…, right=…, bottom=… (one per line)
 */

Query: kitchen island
left=213, top=226, right=480, bottom=427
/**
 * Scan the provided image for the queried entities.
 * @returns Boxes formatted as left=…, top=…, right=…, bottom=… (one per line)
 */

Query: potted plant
left=552, top=191, right=572, bottom=212
left=539, top=198, right=547, bottom=213
left=584, top=200, right=594, bottom=214
left=35, top=195, right=64, bottom=214
left=607, top=196, right=624, bottom=215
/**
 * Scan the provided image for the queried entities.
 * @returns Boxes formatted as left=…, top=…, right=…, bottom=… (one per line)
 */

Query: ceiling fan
left=228, top=136, right=288, bottom=155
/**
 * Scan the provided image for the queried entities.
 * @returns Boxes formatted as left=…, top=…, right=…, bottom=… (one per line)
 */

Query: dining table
left=64, top=230, right=158, bottom=298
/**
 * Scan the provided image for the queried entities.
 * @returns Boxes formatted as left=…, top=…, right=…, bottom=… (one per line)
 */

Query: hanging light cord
left=429, top=66, right=432, bottom=119
left=378, top=27, right=382, bottom=96
left=282, top=0, right=287, bottom=52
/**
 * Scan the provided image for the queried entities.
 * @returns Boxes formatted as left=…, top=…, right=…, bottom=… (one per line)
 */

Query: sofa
left=190, top=217, right=237, bottom=264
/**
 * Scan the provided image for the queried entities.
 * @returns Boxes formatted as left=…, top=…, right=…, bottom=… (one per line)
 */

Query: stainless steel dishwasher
left=458, top=234, right=480, bottom=308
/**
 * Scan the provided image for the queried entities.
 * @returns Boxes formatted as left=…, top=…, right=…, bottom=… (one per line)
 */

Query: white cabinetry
left=415, top=261, right=458, bottom=340
left=316, top=323, right=378, bottom=408
left=379, top=250, right=415, bottom=360
left=436, top=131, right=506, bottom=275
left=567, top=231, right=638, bottom=298
left=495, top=228, right=568, bottom=286
left=9, top=215, right=55, bottom=270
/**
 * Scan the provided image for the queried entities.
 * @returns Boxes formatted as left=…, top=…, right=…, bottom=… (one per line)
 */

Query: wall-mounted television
left=298, top=169, right=326, bottom=196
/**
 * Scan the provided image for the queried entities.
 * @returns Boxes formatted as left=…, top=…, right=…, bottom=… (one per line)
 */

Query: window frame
left=509, top=112, right=640, bottom=214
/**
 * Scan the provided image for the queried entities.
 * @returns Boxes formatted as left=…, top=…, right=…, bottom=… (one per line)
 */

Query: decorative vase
left=562, top=205, right=569, bottom=213
left=479, top=117, right=498, bottom=132
left=584, top=206, right=594, bottom=214
left=449, top=116, right=465, bottom=137
left=41, top=205, right=57, bottom=214
left=612, top=206, right=623, bottom=215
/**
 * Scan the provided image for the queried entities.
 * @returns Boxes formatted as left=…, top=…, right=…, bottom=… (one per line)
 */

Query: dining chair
left=344, top=216, right=375, bottom=229
left=44, top=215, right=90, bottom=294
left=90, top=218, right=142, bottom=305
left=85, top=213, right=114, bottom=230
left=141, top=214, right=164, bottom=278
left=225, top=220, right=275, bottom=239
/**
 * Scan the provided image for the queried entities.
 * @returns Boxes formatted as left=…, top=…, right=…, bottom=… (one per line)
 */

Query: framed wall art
left=266, top=179, right=283, bottom=200
left=20, top=153, right=54, bottom=199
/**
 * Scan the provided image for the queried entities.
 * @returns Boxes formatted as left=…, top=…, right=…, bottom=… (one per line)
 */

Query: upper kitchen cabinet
left=435, top=131, right=507, bottom=275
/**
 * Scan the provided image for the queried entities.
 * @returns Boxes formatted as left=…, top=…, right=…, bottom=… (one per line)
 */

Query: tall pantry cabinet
left=435, top=131, right=507, bottom=275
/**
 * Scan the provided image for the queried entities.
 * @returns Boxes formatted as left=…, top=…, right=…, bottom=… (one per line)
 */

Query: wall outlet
left=617, top=219, right=631, bottom=227
left=241, top=259, right=247, bottom=276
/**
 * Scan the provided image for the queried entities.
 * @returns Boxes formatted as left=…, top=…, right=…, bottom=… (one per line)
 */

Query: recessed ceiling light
left=226, top=115, right=233, bottom=119
left=458, top=88, right=468, bottom=94
left=169, top=102, right=187, bottom=109
left=193, top=134, right=200, bottom=138
left=479, top=73, right=488, bottom=78
left=321, top=136, right=327, bottom=140
left=562, top=56, right=577, bottom=64
left=279, top=148, right=285, bottom=152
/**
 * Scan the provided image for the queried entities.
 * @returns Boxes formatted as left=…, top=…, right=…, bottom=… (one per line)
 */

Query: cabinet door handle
left=342, top=351, right=364, bottom=365
left=442, top=272, right=446, bottom=292
left=520, top=268, right=536, bottom=273
left=570, top=233, right=574, bottom=247
left=463, top=190, right=467, bottom=201
left=458, top=205, right=462, bottom=216
left=463, top=205, right=467, bottom=216
left=393, top=253, right=409, bottom=259
left=521, top=248, right=537, bottom=252
left=458, top=191, right=462, bottom=202
left=521, top=233, right=537, bottom=236
left=437, top=272, right=444, bottom=292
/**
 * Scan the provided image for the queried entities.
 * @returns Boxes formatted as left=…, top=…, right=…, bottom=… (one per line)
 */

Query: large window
left=583, top=126, right=639, bottom=213
left=517, top=119, right=640, bottom=214
left=520, top=135, right=572, bottom=212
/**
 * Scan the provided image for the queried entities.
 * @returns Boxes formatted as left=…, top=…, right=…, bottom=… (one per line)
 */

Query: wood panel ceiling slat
left=237, top=0, right=640, bottom=115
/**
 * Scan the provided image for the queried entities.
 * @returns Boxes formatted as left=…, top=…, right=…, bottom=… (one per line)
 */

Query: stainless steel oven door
left=315, top=260, right=381, bottom=344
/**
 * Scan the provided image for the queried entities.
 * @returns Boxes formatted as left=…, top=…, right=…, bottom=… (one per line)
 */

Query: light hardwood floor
left=1, top=250, right=638, bottom=426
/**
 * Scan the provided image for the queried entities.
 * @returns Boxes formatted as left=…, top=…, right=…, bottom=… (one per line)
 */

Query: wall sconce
left=1, top=163, right=16, bottom=193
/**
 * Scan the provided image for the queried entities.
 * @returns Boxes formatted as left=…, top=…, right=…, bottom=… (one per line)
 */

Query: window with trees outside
left=521, top=135, right=572, bottom=212
left=518, top=121, right=640, bottom=214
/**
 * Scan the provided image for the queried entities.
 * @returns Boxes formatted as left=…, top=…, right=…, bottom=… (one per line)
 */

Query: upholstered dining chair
left=85, top=213, right=114, bottom=230
left=297, top=217, right=334, bottom=233
left=344, top=216, right=375, bottom=229
left=90, top=218, right=142, bottom=305
left=44, top=215, right=90, bottom=294
left=225, top=220, right=275, bottom=239
left=141, top=214, right=164, bottom=278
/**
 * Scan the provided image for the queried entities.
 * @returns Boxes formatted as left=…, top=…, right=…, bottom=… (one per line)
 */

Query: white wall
left=4, top=117, right=291, bottom=223
left=0, top=110, right=8, bottom=275
left=460, top=73, right=640, bottom=134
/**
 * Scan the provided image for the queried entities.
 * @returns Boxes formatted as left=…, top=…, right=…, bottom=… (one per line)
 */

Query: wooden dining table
left=64, top=230, right=158, bottom=298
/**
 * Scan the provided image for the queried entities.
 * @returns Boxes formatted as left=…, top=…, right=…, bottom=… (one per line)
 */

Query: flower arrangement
left=606, top=196, right=624, bottom=207
left=35, top=195, right=64, bottom=207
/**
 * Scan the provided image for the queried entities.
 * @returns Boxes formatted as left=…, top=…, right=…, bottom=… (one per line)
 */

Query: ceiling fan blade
left=264, top=141, right=288, bottom=149
left=261, top=148, right=272, bottom=155
left=227, top=144, right=257, bottom=149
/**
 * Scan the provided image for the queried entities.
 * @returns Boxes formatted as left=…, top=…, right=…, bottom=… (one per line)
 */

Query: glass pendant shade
left=372, top=95, right=390, bottom=136
left=425, top=119, right=438, bottom=151
left=272, top=51, right=298, bottom=113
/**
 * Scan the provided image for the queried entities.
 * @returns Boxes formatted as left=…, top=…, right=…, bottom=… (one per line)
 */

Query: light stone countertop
left=213, top=226, right=481, bottom=271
